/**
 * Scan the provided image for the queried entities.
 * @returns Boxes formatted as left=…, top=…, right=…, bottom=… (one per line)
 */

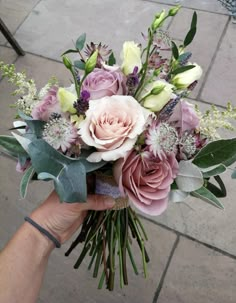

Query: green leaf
left=169, top=190, right=189, bottom=203
left=184, top=27, right=196, bottom=47
left=232, top=169, right=236, bottom=179
left=28, top=139, right=88, bottom=202
left=61, top=49, right=78, bottom=56
left=178, top=52, right=192, bottom=65
left=20, top=166, right=35, bottom=199
left=193, top=138, right=236, bottom=169
left=108, top=52, right=116, bottom=66
left=214, top=175, right=226, bottom=197
left=175, top=160, right=204, bottom=192
left=191, top=186, right=224, bottom=209
left=76, top=33, right=86, bottom=51
left=79, top=158, right=106, bottom=173
left=171, top=65, right=195, bottom=75
left=0, top=135, right=27, bottom=157
left=18, top=110, right=32, bottom=120
left=12, top=132, right=31, bottom=152
left=191, top=11, right=197, bottom=29
left=171, top=41, right=179, bottom=60
left=202, top=164, right=226, bottom=178
left=25, top=120, right=45, bottom=138
left=74, top=60, right=85, bottom=70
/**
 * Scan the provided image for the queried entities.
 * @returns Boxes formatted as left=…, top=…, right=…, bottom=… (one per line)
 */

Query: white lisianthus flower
left=140, top=80, right=174, bottom=112
left=57, top=87, right=77, bottom=114
left=121, top=41, right=142, bottom=75
left=79, top=95, right=151, bottom=162
left=172, top=63, right=202, bottom=89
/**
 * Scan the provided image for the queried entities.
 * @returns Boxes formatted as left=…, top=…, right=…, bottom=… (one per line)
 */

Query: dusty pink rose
left=32, top=86, right=61, bottom=121
left=79, top=95, right=151, bottom=162
left=114, top=150, right=179, bottom=216
left=168, top=100, right=200, bottom=134
left=81, top=67, right=127, bottom=100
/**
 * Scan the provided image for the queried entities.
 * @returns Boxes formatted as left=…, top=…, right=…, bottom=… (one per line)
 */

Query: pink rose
left=114, top=150, right=179, bottom=216
left=168, top=100, right=200, bottom=134
left=81, top=67, right=127, bottom=100
left=79, top=95, right=151, bottom=162
left=32, top=86, right=61, bottom=121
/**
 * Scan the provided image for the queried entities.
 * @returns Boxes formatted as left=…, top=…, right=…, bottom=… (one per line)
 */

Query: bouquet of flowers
left=1, top=6, right=236, bottom=290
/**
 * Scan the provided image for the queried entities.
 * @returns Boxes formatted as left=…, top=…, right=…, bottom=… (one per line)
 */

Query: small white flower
left=146, top=121, right=178, bottom=158
left=42, top=117, right=78, bottom=152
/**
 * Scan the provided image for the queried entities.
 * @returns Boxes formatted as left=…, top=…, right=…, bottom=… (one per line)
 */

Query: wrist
left=23, top=221, right=55, bottom=256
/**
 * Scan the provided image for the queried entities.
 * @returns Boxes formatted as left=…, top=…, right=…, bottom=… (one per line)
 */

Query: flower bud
left=85, top=50, right=98, bottom=74
left=151, top=10, right=166, bottom=30
left=168, top=5, right=181, bottom=17
left=58, top=87, right=77, bottom=113
left=171, top=63, right=202, bottom=89
left=62, top=56, right=73, bottom=69
left=140, top=80, right=174, bottom=112
left=121, top=41, right=142, bottom=75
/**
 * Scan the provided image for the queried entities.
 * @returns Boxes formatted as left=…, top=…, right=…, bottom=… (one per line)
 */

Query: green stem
left=93, top=243, right=103, bottom=278
left=122, top=209, right=128, bottom=285
left=127, top=241, right=138, bottom=275
left=98, top=270, right=106, bottom=290
left=116, top=211, right=124, bottom=288
left=74, top=243, right=91, bottom=269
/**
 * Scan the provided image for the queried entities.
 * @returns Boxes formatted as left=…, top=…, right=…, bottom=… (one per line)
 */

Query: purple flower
left=168, top=100, right=200, bottom=134
left=32, top=86, right=61, bottom=121
left=81, top=67, right=127, bottom=100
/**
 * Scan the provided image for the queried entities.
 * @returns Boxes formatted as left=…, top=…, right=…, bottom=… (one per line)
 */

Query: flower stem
left=116, top=211, right=124, bottom=288
left=122, top=209, right=128, bottom=285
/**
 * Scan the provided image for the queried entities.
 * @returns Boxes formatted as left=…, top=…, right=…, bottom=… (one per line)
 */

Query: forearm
left=0, top=222, right=54, bottom=303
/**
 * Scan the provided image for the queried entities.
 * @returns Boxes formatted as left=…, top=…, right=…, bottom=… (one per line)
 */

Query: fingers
left=82, top=194, right=115, bottom=211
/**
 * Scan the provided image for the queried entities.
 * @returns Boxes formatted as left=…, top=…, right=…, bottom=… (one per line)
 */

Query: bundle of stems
left=65, top=207, right=149, bottom=290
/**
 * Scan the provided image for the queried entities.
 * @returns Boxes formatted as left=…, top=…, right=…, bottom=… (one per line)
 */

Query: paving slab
left=168, top=8, right=229, bottom=99
left=38, top=220, right=176, bottom=303
left=0, top=0, right=39, bottom=44
left=158, top=237, right=236, bottom=303
left=0, top=46, right=17, bottom=64
left=200, top=21, right=236, bottom=107
left=145, top=0, right=228, bottom=13
left=144, top=100, right=236, bottom=256
left=14, top=0, right=172, bottom=62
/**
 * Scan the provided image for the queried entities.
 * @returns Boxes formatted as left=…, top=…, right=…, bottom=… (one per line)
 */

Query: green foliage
left=202, top=164, right=226, bottom=178
left=171, top=65, right=195, bottom=75
left=191, top=186, right=224, bottom=209
left=0, top=135, right=27, bottom=158
left=76, top=33, right=86, bottom=51
left=193, top=138, right=236, bottom=169
left=108, top=52, right=116, bottom=66
left=183, top=11, right=197, bottom=47
left=74, top=60, right=85, bottom=70
left=20, top=166, right=35, bottom=198
left=171, top=41, right=179, bottom=60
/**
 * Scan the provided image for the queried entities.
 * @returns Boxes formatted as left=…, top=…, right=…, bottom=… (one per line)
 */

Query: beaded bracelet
left=24, top=216, right=61, bottom=248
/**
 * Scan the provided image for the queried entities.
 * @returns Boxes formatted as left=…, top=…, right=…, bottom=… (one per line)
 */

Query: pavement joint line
left=187, top=95, right=229, bottom=109
left=140, top=215, right=236, bottom=260
left=152, top=235, right=180, bottom=303
left=143, top=0, right=229, bottom=16
left=196, top=16, right=231, bottom=100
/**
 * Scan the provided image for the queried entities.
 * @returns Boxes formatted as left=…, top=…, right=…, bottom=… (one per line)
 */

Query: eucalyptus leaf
left=202, top=164, right=226, bottom=178
left=171, top=41, right=179, bottom=60
left=20, top=166, right=35, bottom=199
left=191, top=186, right=224, bottom=209
left=193, top=138, right=236, bottom=169
left=178, top=52, right=192, bottom=65
left=175, top=160, right=204, bottom=192
left=169, top=190, right=189, bottom=203
left=232, top=169, right=236, bottom=179
left=171, top=65, right=195, bottom=75
left=28, top=139, right=87, bottom=202
left=12, top=132, right=31, bottom=152
left=108, top=52, right=116, bottom=65
left=18, top=110, right=33, bottom=120
left=0, top=135, right=27, bottom=157
left=74, top=60, right=85, bottom=70
left=25, top=120, right=45, bottom=138
left=76, top=33, right=86, bottom=51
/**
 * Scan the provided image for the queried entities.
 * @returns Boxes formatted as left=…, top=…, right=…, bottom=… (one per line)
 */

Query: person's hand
left=30, top=191, right=115, bottom=245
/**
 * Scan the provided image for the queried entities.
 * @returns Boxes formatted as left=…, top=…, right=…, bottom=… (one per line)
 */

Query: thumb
left=82, top=194, right=115, bottom=211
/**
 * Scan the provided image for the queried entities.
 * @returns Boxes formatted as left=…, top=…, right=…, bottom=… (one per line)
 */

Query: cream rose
left=79, top=95, right=151, bottom=162
left=140, top=80, right=174, bottom=112
left=121, top=41, right=142, bottom=76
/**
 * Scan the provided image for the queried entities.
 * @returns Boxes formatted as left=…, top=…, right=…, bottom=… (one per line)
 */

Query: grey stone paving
left=1, top=0, right=236, bottom=302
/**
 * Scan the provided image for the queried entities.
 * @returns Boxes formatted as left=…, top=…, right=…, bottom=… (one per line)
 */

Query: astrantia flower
left=178, top=132, right=196, bottom=160
left=42, top=117, right=78, bottom=152
left=146, top=120, right=178, bottom=158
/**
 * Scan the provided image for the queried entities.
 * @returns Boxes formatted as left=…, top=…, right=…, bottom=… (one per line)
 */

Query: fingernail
left=104, top=198, right=115, bottom=207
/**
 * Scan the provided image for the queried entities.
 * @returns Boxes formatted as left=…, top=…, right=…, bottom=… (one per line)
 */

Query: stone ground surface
left=0, top=0, right=236, bottom=302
